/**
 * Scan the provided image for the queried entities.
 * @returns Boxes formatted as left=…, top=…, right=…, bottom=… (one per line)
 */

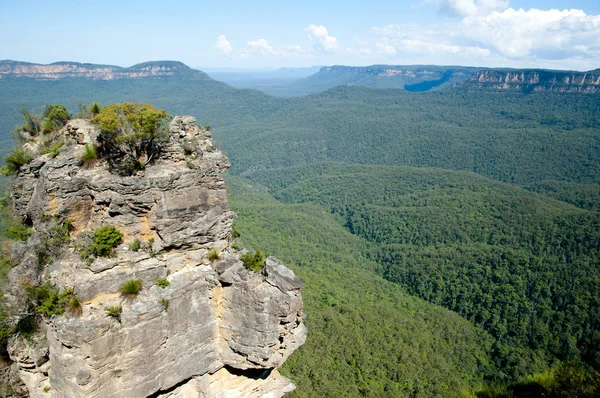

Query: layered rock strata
left=3, top=116, right=306, bottom=397
left=469, top=69, right=600, bottom=93
left=0, top=61, right=193, bottom=80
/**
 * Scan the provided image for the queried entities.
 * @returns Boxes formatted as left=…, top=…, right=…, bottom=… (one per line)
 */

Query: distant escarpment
left=289, top=64, right=477, bottom=93
left=466, top=69, right=600, bottom=93
left=0, top=60, right=209, bottom=80
left=0, top=109, right=306, bottom=397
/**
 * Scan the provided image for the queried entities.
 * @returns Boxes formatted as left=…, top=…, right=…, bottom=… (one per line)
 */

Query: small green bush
left=240, top=249, right=265, bottom=273
left=155, top=278, right=169, bottom=288
left=22, top=282, right=74, bottom=317
left=128, top=239, right=141, bottom=252
left=67, top=296, right=82, bottom=316
left=120, top=279, right=142, bottom=295
left=161, top=297, right=169, bottom=310
left=93, top=226, right=123, bottom=254
left=0, top=255, right=12, bottom=282
left=19, top=106, right=41, bottom=135
left=81, top=144, right=97, bottom=159
left=15, top=315, right=38, bottom=337
left=106, top=305, right=122, bottom=319
left=81, top=144, right=98, bottom=168
left=40, top=139, right=64, bottom=158
left=3, top=219, right=34, bottom=241
left=231, top=243, right=240, bottom=250
left=80, top=226, right=123, bottom=260
left=147, top=237, right=155, bottom=256
left=208, top=249, right=220, bottom=262
left=231, top=225, right=241, bottom=239
left=41, top=104, right=69, bottom=132
left=36, top=218, right=73, bottom=265
left=90, top=103, right=101, bottom=115
left=1, top=147, right=33, bottom=176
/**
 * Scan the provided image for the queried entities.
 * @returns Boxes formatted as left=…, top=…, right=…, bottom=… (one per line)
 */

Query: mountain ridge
left=2, top=59, right=599, bottom=94
left=465, top=69, right=600, bottom=93
left=0, top=60, right=202, bottom=80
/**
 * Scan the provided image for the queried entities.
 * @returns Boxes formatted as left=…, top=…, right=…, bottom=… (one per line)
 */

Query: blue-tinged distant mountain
left=275, top=64, right=479, bottom=96
left=0, top=59, right=208, bottom=81
left=204, top=66, right=322, bottom=96
left=274, top=65, right=600, bottom=96
left=0, top=59, right=282, bottom=160
left=224, top=64, right=600, bottom=96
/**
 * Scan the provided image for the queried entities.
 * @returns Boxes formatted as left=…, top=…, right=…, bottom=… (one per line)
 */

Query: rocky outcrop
left=467, top=69, right=600, bottom=93
left=0, top=61, right=203, bottom=80
left=2, top=116, right=306, bottom=397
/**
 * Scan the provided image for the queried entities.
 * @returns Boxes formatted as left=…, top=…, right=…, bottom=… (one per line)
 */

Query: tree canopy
left=92, top=102, right=171, bottom=175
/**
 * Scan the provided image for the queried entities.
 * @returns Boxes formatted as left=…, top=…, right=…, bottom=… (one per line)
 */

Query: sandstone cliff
left=467, top=69, right=600, bottom=93
left=1, top=116, right=306, bottom=397
left=0, top=61, right=205, bottom=81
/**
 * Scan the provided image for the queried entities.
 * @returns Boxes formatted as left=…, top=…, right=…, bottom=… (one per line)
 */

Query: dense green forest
left=1, top=71, right=599, bottom=395
left=225, top=176, right=494, bottom=396
left=2, top=77, right=600, bottom=194
left=244, top=162, right=600, bottom=378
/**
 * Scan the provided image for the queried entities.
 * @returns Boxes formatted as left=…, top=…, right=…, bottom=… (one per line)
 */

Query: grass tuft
left=155, top=278, right=169, bottom=288
left=208, top=248, right=220, bottom=262
left=119, top=279, right=142, bottom=296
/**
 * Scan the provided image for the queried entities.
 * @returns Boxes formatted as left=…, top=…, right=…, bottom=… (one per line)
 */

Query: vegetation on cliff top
left=92, top=102, right=171, bottom=175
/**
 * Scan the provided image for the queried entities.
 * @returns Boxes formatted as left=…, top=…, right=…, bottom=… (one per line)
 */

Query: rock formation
left=468, top=69, right=600, bottom=93
left=0, top=61, right=201, bottom=81
left=1, top=116, right=306, bottom=397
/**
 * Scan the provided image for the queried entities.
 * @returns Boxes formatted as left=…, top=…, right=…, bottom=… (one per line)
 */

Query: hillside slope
left=225, top=176, right=494, bottom=397
left=277, top=65, right=477, bottom=96
left=243, top=162, right=600, bottom=377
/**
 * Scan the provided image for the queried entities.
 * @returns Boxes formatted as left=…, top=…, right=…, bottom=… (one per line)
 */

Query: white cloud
left=375, top=40, right=397, bottom=56
left=243, top=39, right=304, bottom=58
left=306, top=24, right=338, bottom=53
left=427, top=0, right=509, bottom=17
left=372, top=23, right=490, bottom=59
left=369, top=7, right=600, bottom=69
left=215, top=35, right=233, bottom=56
left=281, top=44, right=303, bottom=57
left=462, top=8, right=600, bottom=60
left=247, top=39, right=277, bottom=56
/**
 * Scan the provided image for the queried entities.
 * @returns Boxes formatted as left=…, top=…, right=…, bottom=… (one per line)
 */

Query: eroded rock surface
left=3, top=116, right=306, bottom=397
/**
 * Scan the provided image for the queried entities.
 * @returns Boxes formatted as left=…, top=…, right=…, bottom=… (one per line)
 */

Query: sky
left=1, top=0, right=599, bottom=71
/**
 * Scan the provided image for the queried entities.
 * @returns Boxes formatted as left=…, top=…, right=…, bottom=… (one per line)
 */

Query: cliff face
left=320, top=65, right=444, bottom=78
left=0, top=61, right=198, bottom=80
left=2, top=117, right=306, bottom=397
left=467, top=69, right=600, bottom=93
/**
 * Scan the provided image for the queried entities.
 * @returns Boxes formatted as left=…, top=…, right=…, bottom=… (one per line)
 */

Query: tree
left=90, top=102, right=100, bottom=115
left=41, top=104, right=69, bottom=132
left=92, top=102, right=171, bottom=175
left=19, top=105, right=41, bottom=135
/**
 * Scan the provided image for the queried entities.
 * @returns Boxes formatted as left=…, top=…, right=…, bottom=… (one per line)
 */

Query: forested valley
left=0, top=70, right=599, bottom=396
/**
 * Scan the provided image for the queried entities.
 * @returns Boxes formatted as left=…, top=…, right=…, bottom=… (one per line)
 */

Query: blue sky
left=1, top=0, right=599, bottom=70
